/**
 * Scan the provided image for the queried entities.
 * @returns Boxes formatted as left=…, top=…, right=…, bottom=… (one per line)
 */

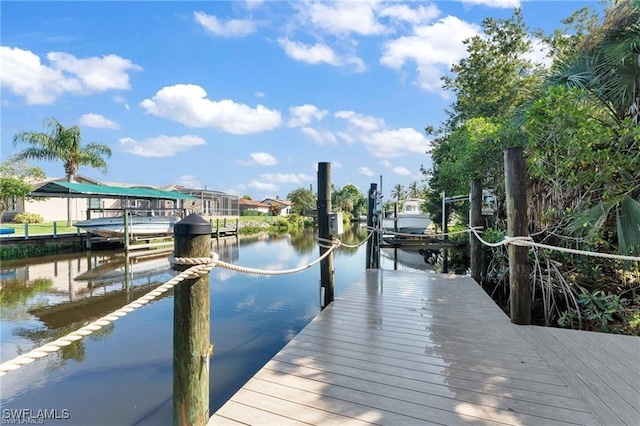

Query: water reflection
left=0, top=228, right=431, bottom=425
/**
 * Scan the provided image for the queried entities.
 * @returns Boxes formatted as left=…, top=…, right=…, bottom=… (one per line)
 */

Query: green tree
left=287, top=187, right=316, bottom=216
left=426, top=9, right=542, bottom=217
left=242, top=195, right=252, bottom=200
left=526, top=0, right=640, bottom=257
left=332, top=184, right=366, bottom=215
left=0, top=157, right=46, bottom=221
left=13, top=118, right=112, bottom=226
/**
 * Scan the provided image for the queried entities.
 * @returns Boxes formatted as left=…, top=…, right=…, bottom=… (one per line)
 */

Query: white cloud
left=0, top=46, right=141, bottom=104
left=249, top=180, right=278, bottom=191
left=78, top=113, right=120, bottom=129
left=458, top=0, right=521, bottom=8
left=335, top=110, right=385, bottom=132
left=299, top=1, right=386, bottom=36
left=378, top=4, right=440, bottom=25
left=288, top=104, right=328, bottom=127
left=254, top=91, right=265, bottom=97
left=332, top=161, right=343, bottom=168
left=113, top=95, right=130, bottom=110
left=337, top=131, right=356, bottom=144
left=194, top=12, right=258, bottom=37
left=278, top=38, right=365, bottom=72
left=301, top=127, right=338, bottom=144
left=237, top=152, right=278, bottom=166
left=392, top=166, right=412, bottom=176
left=119, top=134, right=206, bottom=157
left=361, top=128, right=431, bottom=158
left=259, top=173, right=313, bottom=184
left=140, top=84, right=281, bottom=134
left=359, top=167, right=375, bottom=177
left=245, top=0, right=264, bottom=10
left=176, top=175, right=202, bottom=188
left=382, top=160, right=393, bottom=168
left=381, top=16, right=480, bottom=94
left=525, top=36, right=552, bottom=68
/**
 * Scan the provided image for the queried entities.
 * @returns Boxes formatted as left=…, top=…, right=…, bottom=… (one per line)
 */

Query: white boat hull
left=383, top=214, right=431, bottom=234
left=75, top=216, right=178, bottom=238
left=382, top=198, right=431, bottom=234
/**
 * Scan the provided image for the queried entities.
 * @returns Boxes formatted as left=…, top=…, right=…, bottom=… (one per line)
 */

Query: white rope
left=210, top=241, right=339, bottom=275
left=0, top=261, right=215, bottom=377
left=470, top=227, right=640, bottom=262
left=0, top=236, right=344, bottom=377
left=334, top=230, right=375, bottom=248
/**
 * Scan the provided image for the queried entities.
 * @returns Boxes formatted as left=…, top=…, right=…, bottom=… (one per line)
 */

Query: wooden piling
left=173, top=214, right=213, bottom=425
left=470, top=179, right=483, bottom=285
left=504, top=147, right=531, bottom=325
left=317, top=162, right=334, bottom=309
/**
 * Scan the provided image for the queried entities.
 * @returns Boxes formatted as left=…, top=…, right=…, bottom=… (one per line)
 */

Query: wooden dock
left=209, top=269, right=639, bottom=425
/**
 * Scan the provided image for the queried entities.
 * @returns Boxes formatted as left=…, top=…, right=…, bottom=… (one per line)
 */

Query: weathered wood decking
left=210, top=270, right=640, bottom=425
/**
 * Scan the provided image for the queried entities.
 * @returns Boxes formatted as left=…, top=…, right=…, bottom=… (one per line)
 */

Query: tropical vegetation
left=423, top=0, right=639, bottom=334
left=0, top=156, right=45, bottom=221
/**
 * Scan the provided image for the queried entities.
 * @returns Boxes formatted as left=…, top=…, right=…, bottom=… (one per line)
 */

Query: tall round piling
left=173, top=214, right=212, bottom=425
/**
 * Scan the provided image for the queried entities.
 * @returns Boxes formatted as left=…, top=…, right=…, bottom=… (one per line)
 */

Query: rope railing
left=369, top=225, right=469, bottom=239
left=469, top=227, right=640, bottom=262
left=0, top=237, right=343, bottom=377
left=0, top=262, right=214, bottom=377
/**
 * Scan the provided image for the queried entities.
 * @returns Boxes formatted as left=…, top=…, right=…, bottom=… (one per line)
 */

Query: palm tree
left=13, top=118, right=112, bottom=226
left=390, top=184, right=405, bottom=202
left=408, top=181, right=421, bottom=199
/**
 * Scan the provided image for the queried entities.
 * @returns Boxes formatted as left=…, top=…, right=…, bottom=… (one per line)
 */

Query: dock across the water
left=210, top=269, right=639, bottom=425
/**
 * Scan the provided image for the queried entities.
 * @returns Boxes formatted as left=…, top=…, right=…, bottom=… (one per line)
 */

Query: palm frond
left=616, top=195, right=640, bottom=256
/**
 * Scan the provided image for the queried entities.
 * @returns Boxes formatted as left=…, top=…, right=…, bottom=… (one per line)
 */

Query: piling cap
left=174, top=214, right=212, bottom=236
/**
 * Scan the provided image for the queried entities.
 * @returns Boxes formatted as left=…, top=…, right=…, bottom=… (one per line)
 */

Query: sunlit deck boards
left=209, top=269, right=640, bottom=425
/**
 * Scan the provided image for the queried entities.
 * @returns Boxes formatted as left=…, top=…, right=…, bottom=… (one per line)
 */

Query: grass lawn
left=0, top=221, right=83, bottom=236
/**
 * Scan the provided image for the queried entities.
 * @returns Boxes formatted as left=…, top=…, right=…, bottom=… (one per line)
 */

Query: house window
left=203, top=199, right=211, bottom=215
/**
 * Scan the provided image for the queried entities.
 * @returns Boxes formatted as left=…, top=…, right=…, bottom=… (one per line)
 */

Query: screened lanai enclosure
left=171, top=186, right=239, bottom=219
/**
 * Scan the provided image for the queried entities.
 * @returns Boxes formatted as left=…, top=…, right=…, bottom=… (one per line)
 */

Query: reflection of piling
left=173, top=214, right=212, bottom=425
left=317, top=162, right=334, bottom=309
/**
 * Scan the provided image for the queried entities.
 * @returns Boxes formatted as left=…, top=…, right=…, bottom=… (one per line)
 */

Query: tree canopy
left=0, top=157, right=46, bottom=220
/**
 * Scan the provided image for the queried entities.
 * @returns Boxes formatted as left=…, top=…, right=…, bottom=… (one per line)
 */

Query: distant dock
left=209, top=269, right=639, bottom=425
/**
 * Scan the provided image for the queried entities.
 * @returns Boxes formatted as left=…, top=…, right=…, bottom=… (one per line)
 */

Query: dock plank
left=210, top=269, right=636, bottom=425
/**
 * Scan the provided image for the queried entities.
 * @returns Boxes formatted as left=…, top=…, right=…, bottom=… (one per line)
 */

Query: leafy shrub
left=558, top=290, right=629, bottom=333
left=13, top=212, right=44, bottom=223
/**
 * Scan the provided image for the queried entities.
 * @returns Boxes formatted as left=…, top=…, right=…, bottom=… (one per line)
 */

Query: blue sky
left=1, top=0, right=603, bottom=201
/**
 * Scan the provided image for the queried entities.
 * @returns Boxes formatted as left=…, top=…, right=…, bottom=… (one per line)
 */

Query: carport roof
left=30, top=181, right=198, bottom=200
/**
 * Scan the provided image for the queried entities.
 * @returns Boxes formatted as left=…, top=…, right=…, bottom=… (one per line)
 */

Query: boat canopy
left=30, top=181, right=198, bottom=201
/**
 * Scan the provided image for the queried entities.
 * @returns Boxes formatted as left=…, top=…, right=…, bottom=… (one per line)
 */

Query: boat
left=0, top=228, right=15, bottom=235
left=383, top=198, right=431, bottom=234
left=74, top=215, right=178, bottom=238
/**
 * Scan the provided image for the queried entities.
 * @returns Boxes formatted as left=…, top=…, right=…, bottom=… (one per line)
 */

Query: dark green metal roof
left=30, top=181, right=198, bottom=200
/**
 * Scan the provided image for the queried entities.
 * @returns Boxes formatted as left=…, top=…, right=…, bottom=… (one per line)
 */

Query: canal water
left=0, top=226, right=434, bottom=425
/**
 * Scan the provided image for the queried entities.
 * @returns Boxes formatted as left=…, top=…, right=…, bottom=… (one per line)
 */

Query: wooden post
left=317, top=162, right=334, bottom=309
left=470, top=179, right=483, bottom=285
left=53, top=221, right=58, bottom=239
left=366, top=183, right=377, bottom=269
left=173, top=214, right=212, bottom=425
left=24, top=223, right=29, bottom=240
left=505, top=147, right=531, bottom=325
